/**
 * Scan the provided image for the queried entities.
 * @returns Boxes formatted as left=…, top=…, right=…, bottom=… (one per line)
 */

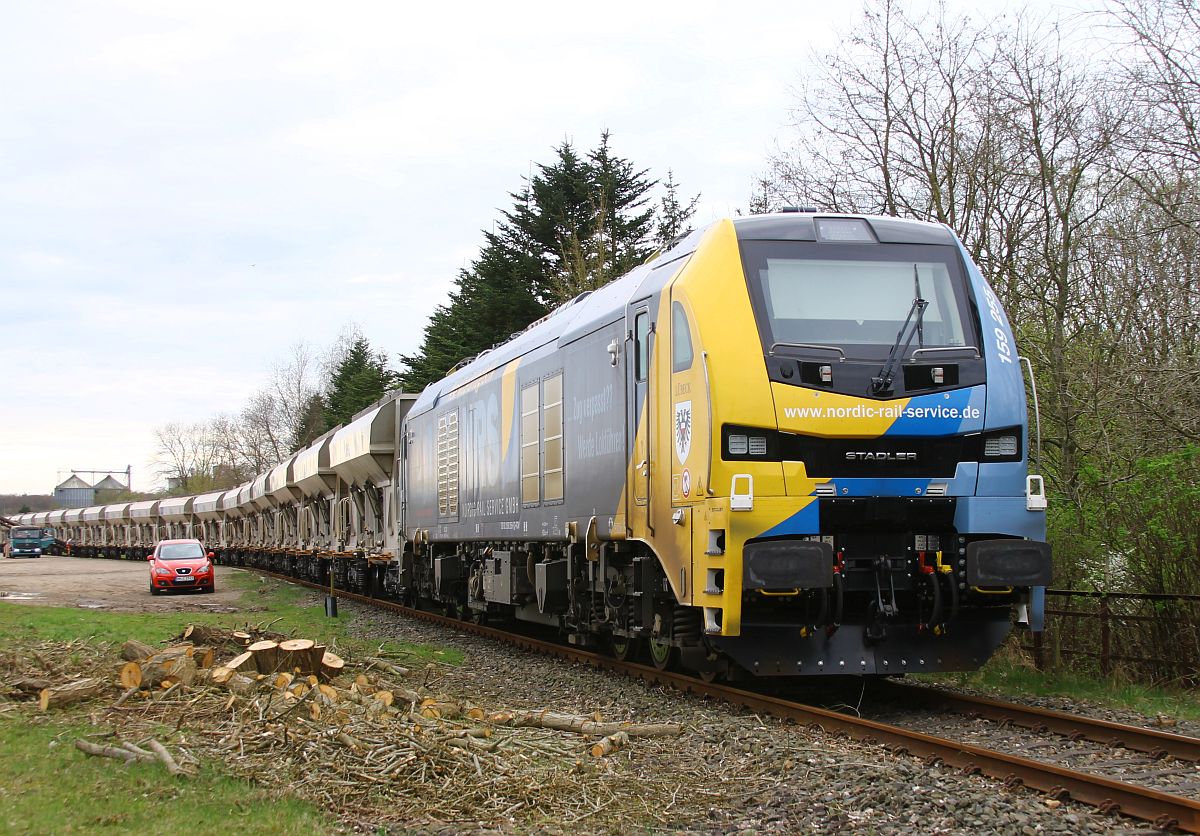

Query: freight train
left=13, top=212, right=1051, bottom=679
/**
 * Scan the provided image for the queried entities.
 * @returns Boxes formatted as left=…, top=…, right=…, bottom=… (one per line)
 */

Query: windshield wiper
left=870, top=265, right=928, bottom=395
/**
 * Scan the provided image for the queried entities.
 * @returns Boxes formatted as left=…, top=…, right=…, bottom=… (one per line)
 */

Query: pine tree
left=655, top=169, right=701, bottom=247
left=399, top=134, right=693, bottom=391
left=324, top=337, right=398, bottom=428
left=290, top=392, right=328, bottom=450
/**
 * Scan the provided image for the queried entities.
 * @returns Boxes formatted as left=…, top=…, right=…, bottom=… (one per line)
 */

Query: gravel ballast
left=338, top=596, right=1137, bottom=833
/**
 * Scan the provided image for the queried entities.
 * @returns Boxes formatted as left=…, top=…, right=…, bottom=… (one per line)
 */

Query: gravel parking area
left=341, top=598, right=1131, bottom=834
left=0, top=555, right=243, bottom=612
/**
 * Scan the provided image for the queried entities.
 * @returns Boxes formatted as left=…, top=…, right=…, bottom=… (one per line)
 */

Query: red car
left=148, top=539, right=216, bottom=594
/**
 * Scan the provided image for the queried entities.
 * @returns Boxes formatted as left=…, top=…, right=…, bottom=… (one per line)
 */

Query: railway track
left=255, top=568, right=1200, bottom=832
left=877, top=680, right=1200, bottom=762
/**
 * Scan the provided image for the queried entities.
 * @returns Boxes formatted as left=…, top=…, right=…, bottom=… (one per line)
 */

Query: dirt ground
left=0, top=555, right=245, bottom=612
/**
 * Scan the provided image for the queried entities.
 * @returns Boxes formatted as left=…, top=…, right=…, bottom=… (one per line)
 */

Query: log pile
left=4, top=630, right=687, bottom=828
left=175, top=623, right=284, bottom=650
left=208, top=638, right=343, bottom=680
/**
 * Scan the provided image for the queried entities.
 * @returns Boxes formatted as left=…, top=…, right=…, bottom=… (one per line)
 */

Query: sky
left=0, top=0, right=1087, bottom=495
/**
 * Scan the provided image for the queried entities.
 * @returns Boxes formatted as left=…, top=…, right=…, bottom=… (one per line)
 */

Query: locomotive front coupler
left=864, top=556, right=900, bottom=645
left=873, top=556, right=900, bottom=618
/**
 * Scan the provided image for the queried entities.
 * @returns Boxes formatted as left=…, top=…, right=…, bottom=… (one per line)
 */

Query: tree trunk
left=120, top=639, right=156, bottom=661
left=119, top=662, right=142, bottom=689
left=225, top=651, right=255, bottom=672
left=191, top=646, right=215, bottom=669
left=590, top=731, right=630, bottom=757
left=232, top=631, right=252, bottom=646
left=138, top=651, right=197, bottom=689
left=10, top=677, right=52, bottom=696
left=181, top=624, right=238, bottom=647
left=319, top=651, right=345, bottom=680
left=248, top=640, right=281, bottom=674
left=224, top=673, right=258, bottom=695
left=277, top=639, right=316, bottom=673
left=493, top=710, right=681, bottom=737
left=39, top=678, right=108, bottom=711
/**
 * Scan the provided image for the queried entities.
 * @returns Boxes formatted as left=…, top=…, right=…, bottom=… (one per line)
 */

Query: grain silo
left=54, top=475, right=95, bottom=509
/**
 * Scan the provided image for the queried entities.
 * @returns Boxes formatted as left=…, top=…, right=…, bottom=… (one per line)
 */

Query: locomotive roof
left=732, top=211, right=955, bottom=245
left=409, top=212, right=955, bottom=417
left=408, top=225, right=706, bottom=418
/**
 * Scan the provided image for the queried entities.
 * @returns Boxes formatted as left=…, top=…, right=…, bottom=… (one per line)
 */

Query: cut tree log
left=181, top=624, right=237, bottom=646
left=119, top=662, right=143, bottom=690
left=222, top=673, right=258, bottom=695
left=419, top=698, right=461, bottom=719
left=492, top=710, right=682, bottom=738
left=319, top=651, right=345, bottom=680
left=247, top=640, right=281, bottom=674
left=225, top=651, right=254, bottom=672
left=590, top=731, right=631, bottom=757
left=120, top=639, right=156, bottom=661
left=39, top=678, right=107, bottom=711
left=277, top=639, right=316, bottom=672
left=232, top=630, right=252, bottom=646
left=209, top=666, right=235, bottom=685
left=9, top=677, right=52, bottom=696
left=363, top=657, right=409, bottom=677
left=138, top=652, right=197, bottom=689
left=191, top=646, right=215, bottom=669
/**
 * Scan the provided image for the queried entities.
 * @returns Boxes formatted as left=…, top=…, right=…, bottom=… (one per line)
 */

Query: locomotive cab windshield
left=740, top=238, right=984, bottom=398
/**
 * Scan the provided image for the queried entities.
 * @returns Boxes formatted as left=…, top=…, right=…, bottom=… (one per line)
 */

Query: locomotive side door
left=626, top=302, right=652, bottom=533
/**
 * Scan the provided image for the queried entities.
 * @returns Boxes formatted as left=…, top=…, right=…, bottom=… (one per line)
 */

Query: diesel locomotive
left=18, top=211, right=1051, bottom=679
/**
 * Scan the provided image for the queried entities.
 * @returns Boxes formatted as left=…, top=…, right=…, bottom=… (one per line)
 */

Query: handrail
left=1019, top=355, right=1042, bottom=473
left=701, top=350, right=714, bottom=496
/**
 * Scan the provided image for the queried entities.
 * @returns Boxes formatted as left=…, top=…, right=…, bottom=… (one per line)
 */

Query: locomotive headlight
left=748, top=436, right=768, bottom=456
left=983, top=434, right=1018, bottom=457
left=728, top=435, right=748, bottom=455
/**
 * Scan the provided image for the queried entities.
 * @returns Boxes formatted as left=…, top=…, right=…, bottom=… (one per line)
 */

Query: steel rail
left=878, top=680, right=1200, bottom=762
left=253, top=568, right=1200, bottom=832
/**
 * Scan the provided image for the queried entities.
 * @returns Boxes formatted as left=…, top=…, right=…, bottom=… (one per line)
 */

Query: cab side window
left=672, top=301, right=693, bottom=372
left=635, top=312, right=649, bottom=382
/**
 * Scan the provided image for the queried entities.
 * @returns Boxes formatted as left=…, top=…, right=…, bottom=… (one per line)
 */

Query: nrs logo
left=845, top=451, right=917, bottom=462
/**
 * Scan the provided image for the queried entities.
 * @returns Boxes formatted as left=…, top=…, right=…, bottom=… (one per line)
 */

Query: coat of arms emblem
left=674, top=401, right=692, bottom=463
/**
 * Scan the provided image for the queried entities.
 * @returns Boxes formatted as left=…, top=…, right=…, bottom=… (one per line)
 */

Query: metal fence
left=1023, top=590, right=1200, bottom=686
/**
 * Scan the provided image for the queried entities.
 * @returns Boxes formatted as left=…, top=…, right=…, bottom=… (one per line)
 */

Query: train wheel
left=608, top=635, right=642, bottom=663
left=648, top=637, right=676, bottom=671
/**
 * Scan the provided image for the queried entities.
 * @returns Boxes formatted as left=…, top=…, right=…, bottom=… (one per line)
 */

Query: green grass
left=923, top=649, right=1200, bottom=721
left=0, top=566, right=463, bottom=833
left=0, top=568, right=462, bottom=666
left=0, top=721, right=330, bottom=835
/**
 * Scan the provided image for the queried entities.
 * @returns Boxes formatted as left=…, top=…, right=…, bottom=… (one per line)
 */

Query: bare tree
left=1109, top=0, right=1200, bottom=230
left=151, top=422, right=225, bottom=494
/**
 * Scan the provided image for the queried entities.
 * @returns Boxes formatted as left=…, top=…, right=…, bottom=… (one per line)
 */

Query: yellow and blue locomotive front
left=653, top=214, right=1051, bottom=676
